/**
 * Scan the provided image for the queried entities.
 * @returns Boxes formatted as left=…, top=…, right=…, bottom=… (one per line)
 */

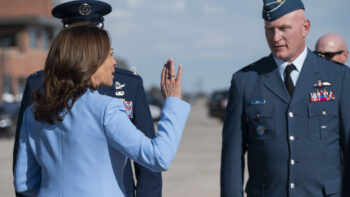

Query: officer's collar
left=274, top=46, right=308, bottom=77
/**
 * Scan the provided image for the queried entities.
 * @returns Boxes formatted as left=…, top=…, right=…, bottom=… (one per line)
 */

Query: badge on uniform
left=313, top=79, right=331, bottom=88
left=310, top=80, right=335, bottom=102
left=256, top=125, right=266, bottom=136
left=115, top=91, right=125, bottom=96
left=250, top=100, right=266, bottom=105
left=115, top=81, right=125, bottom=96
left=309, top=89, right=335, bottom=102
left=78, top=3, right=92, bottom=16
left=119, top=99, right=133, bottom=119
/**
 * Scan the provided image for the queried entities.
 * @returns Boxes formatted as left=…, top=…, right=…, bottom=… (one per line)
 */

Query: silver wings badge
left=115, top=81, right=126, bottom=96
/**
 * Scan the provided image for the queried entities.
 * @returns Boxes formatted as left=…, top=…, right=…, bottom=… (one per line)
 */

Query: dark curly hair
left=32, top=24, right=111, bottom=124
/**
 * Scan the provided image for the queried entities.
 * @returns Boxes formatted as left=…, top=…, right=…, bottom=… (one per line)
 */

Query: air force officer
left=221, top=0, right=350, bottom=196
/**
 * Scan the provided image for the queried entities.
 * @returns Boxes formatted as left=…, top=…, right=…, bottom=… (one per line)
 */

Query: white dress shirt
left=273, top=46, right=308, bottom=86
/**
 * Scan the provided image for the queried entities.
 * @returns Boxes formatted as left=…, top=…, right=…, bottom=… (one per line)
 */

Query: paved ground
left=0, top=138, right=15, bottom=196
left=0, top=98, right=247, bottom=197
left=162, top=99, right=223, bottom=196
left=162, top=98, right=248, bottom=197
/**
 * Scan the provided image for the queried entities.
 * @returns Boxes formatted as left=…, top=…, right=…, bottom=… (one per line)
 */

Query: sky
left=64, top=0, right=350, bottom=94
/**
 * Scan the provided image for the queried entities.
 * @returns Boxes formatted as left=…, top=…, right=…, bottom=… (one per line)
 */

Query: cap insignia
left=79, top=3, right=92, bottom=16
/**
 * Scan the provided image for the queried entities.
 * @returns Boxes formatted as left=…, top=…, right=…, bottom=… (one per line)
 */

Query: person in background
left=13, top=24, right=190, bottom=197
left=13, top=1, right=162, bottom=197
left=315, top=33, right=348, bottom=64
left=221, top=0, right=350, bottom=196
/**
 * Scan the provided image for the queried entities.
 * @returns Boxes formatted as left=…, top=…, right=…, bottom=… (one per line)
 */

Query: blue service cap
left=52, top=0, right=112, bottom=26
left=262, top=0, right=304, bottom=21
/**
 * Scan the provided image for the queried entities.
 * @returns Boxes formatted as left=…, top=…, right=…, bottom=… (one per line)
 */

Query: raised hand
left=161, top=58, right=182, bottom=99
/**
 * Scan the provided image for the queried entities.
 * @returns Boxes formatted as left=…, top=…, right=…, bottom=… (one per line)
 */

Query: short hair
left=33, top=24, right=111, bottom=124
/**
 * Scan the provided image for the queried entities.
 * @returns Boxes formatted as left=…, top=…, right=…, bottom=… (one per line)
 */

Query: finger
left=175, top=64, right=182, bottom=85
left=161, top=63, right=166, bottom=86
left=165, top=59, right=171, bottom=80
left=161, top=62, right=169, bottom=97
left=170, top=57, right=175, bottom=77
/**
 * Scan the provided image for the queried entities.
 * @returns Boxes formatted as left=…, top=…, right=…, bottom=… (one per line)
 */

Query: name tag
left=250, top=100, right=266, bottom=105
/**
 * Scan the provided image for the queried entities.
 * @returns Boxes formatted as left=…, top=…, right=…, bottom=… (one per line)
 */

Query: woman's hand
left=161, top=58, right=182, bottom=99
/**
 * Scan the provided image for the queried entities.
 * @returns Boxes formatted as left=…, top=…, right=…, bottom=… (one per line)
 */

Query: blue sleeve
left=220, top=74, right=247, bottom=197
left=339, top=68, right=350, bottom=197
left=132, top=78, right=162, bottom=197
left=103, top=97, right=190, bottom=172
left=14, top=110, right=41, bottom=196
left=13, top=77, right=35, bottom=173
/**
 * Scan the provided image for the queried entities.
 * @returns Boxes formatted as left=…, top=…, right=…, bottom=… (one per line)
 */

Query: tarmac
left=0, top=138, right=14, bottom=196
left=162, top=98, right=223, bottom=196
left=0, top=98, right=248, bottom=197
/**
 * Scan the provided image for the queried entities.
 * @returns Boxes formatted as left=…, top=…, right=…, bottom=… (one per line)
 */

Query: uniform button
left=289, top=112, right=294, bottom=118
left=291, top=160, right=295, bottom=165
left=290, top=183, right=295, bottom=189
left=290, top=136, right=295, bottom=141
left=322, top=110, right=327, bottom=115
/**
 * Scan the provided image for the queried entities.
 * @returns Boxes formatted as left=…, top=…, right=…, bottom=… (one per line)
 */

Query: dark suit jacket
left=13, top=68, right=162, bottom=197
left=221, top=50, right=350, bottom=197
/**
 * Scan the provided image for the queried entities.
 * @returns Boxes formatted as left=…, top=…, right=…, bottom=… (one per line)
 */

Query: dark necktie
left=284, top=64, right=297, bottom=96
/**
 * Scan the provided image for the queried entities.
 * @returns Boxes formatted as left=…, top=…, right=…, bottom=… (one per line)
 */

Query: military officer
left=13, top=1, right=162, bottom=197
left=315, top=33, right=349, bottom=64
left=221, top=0, right=350, bottom=197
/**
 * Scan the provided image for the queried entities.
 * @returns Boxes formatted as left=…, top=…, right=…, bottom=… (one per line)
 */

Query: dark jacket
left=221, top=50, right=350, bottom=197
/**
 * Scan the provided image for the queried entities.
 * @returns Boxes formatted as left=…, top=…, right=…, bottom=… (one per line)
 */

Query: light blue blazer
left=14, top=90, right=190, bottom=197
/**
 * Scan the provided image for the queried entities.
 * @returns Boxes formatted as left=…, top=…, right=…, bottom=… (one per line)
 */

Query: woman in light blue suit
left=13, top=24, right=190, bottom=197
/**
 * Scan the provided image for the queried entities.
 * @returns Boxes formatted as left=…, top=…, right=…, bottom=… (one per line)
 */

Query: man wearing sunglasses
left=315, top=33, right=348, bottom=64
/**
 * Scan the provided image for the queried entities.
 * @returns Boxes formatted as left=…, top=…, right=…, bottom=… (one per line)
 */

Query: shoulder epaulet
left=329, top=59, right=347, bottom=67
left=316, top=54, right=347, bottom=68
left=241, top=56, right=268, bottom=71
left=250, top=56, right=268, bottom=67
left=313, top=52, right=344, bottom=66
left=115, top=68, right=140, bottom=78
left=28, top=70, right=44, bottom=79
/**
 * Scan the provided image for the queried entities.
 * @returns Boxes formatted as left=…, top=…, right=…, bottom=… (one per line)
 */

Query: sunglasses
left=314, top=50, right=344, bottom=60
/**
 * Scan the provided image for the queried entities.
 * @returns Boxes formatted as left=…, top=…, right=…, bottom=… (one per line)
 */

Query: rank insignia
left=314, top=80, right=331, bottom=88
left=256, top=125, right=266, bottom=136
left=115, top=81, right=126, bottom=96
left=309, top=89, right=335, bottom=102
left=120, top=99, right=133, bottom=119
left=115, top=91, right=125, bottom=96
left=115, top=81, right=125, bottom=90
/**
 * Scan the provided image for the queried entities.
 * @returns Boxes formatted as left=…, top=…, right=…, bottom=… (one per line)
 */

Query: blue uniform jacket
left=13, top=68, right=162, bottom=197
left=221, top=50, right=350, bottom=197
left=14, top=90, right=190, bottom=197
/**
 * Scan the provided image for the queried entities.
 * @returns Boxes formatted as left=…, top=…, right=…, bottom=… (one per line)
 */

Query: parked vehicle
left=0, top=102, right=20, bottom=137
left=146, top=92, right=164, bottom=122
left=207, top=90, right=228, bottom=121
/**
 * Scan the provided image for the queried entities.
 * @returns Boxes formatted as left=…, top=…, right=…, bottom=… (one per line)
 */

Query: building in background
left=0, top=0, right=61, bottom=102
